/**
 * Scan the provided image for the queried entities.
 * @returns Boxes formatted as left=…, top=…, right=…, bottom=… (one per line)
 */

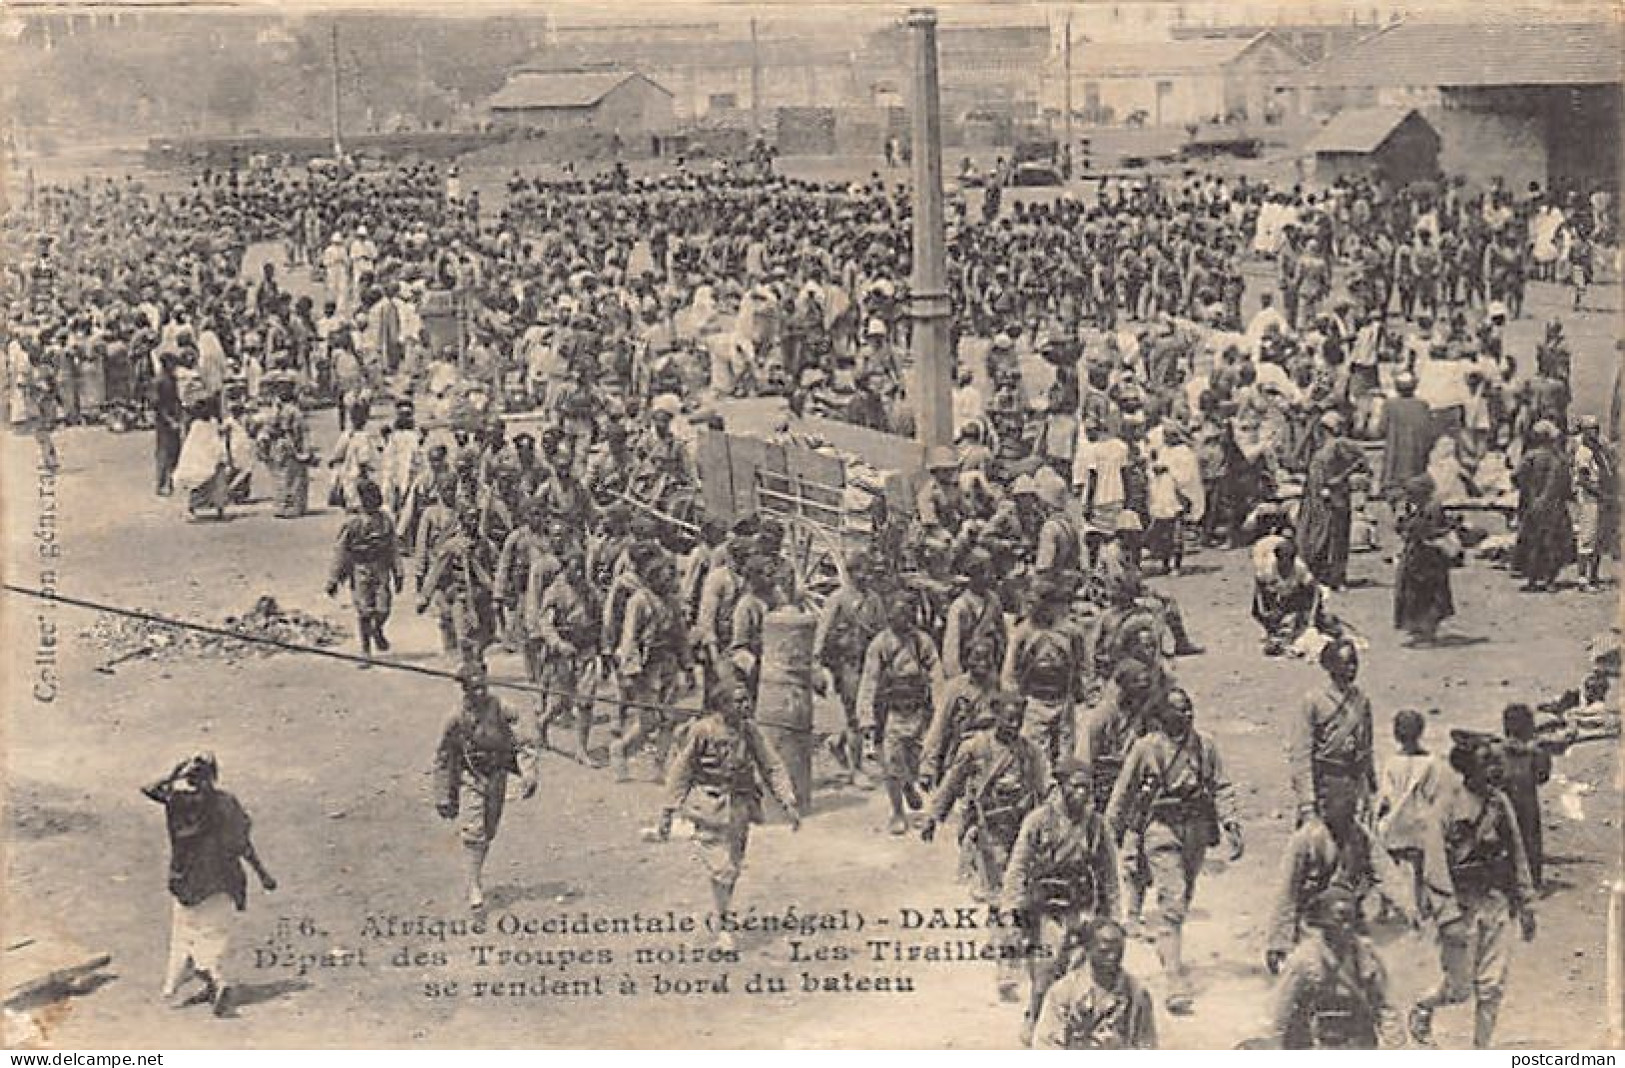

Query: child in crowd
left=1373, top=708, right=1444, bottom=920
left=1500, top=703, right=1553, bottom=893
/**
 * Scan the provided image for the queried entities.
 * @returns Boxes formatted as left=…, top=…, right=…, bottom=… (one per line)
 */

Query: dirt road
left=3, top=265, right=1619, bottom=1048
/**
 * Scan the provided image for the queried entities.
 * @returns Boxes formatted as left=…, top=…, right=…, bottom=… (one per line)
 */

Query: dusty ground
left=3, top=233, right=1621, bottom=1048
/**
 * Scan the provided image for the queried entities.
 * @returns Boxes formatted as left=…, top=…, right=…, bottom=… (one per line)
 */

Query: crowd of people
left=6, top=150, right=1620, bottom=1049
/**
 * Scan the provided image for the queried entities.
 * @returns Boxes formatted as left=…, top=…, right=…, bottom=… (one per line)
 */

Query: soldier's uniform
left=1411, top=773, right=1535, bottom=1048
left=1106, top=726, right=1237, bottom=989
left=494, top=523, right=560, bottom=668
left=857, top=626, right=941, bottom=799
left=610, top=573, right=689, bottom=780
left=329, top=504, right=401, bottom=656
left=726, top=586, right=770, bottom=701
left=432, top=676, right=538, bottom=907
left=1034, top=511, right=1083, bottom=579
left=922, top=670, right=998, bottom=785
left=1001, top=792, right=1120, bottom=1043
left=665, top=709, right=798, bottom=898
left=1003, top=620, right=1087, bottom=764
left=941, top=585, right=1008, bottom=680
left=813, top=578, right=886, bottom=773
left=927, top=724, right=1051, bottom=902
left=1271, top=927, right=1393, bottom=1049
left=417, top=522, right=498, bottom=659
left=1266, top=817, right=1373, bottom=963
left=1032, top=962, right=1158, bottom=1050
left=1288, top=682, right=1376, bottom=853
left=537, top=566, right=602, bottom=761
left=692, top=558, right=742, bottom=682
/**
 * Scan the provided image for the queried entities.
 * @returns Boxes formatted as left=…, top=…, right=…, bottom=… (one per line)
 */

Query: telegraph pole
left=749, top=17, right=762, bottom=137
left=1063, top=10, right=1074, bottom=170
left=330, top=21, right=344, bottom=158
left=907, top=7, right=952, bottom=455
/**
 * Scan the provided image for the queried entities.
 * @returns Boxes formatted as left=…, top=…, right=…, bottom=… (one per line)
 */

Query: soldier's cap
left=1011, top=474, right=1039, bottom=498
left=991, top=333, right=1015, bottom=352
left=651, top=393, right=681, bottom=416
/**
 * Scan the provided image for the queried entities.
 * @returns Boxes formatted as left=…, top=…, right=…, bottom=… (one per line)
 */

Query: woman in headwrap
left=1512, top=420, right=1575, bottom=592
left=1393, top=474, right=1456, bottom=644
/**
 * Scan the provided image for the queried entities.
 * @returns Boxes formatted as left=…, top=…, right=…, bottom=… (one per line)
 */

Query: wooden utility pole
left=330, top=21, right=344, bottom=158
left=907, top=7, right=952, bottom=455
left=1063, top=11, right=1074, bottom=169
left=749, top=17, right=762, bottom=137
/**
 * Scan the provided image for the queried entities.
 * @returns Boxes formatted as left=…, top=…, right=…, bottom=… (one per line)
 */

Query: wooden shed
left=1309, top=106, right=1440, bottom=187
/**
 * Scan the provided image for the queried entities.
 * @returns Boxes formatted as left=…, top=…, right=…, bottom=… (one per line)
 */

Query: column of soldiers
left=326, top=384, right=805, bottom=912
left=804, top=424, right=1538, bottom=1050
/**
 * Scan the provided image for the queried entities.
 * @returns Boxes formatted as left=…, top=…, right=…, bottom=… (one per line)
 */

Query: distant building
left=521, top=36, right=861, bottom=122
left=1307, top=106, right=1440, bottom=187
left=1059, top=31, right=1307, bottom=126
left=485, top=68, right=675, bottom=134
left=1297, top=20, right=1621, bottom=192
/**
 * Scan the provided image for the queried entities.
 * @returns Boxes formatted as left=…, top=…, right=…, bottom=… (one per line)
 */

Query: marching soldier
left=1269, top=886, right=1397, bottom=1050
left=433, top=658, right=538, bottom=911
left=1032, top=920, right=1158, bottom=1050
left=1408, top=731, right=1537, bottom=1050
left=1077, top=661, right=1162, bottom=813
left=326, top=479, right=403, bottom=663
left=1003, top=577, right=1088, bottom=765
left=1289, top=638, right=1376, bottom=879
left=693, top=534, right=747, bottom=686
left=416, top=501, right=498, bottom=661
left=813, top=551, right=887, bottom=784
left=941, top=547, right=1009, bottom=680
left=916, top=446, right=965, bottom=536
left=1266, top=791, right=1373, bottom=974
left=1032, top=472, right=1084, bottom=580
left=609, top=546, right=690, bottom=782
left=1001, top=758, right=1120, bottom=1046
left=1107, top=687, right=1243, bottom=1014
left=726, top=555, right=775, bottom=703
left=857, top=591, right=941, bottom=835
left=923, top=636, right=1001, bottom=785
left=495, top=503, right=561, bottom=663
left=537, top=548, right=603, bottom=765
left=922, top=691, right=1051, bottom=1001
left=658, top=671, right=801, bottom=950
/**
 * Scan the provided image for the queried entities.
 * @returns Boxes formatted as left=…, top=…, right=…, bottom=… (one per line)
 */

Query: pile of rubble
left=80, top=595, right=348, bottom=668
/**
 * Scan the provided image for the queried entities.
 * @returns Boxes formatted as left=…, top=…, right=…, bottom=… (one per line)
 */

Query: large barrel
left=756, top=607, right=817, bottom=813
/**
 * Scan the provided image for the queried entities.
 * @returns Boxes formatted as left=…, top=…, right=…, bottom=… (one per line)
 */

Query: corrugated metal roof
left=1299, top=20, right=1622, bottom=88
left=487, top=69, right=670, bottom=111
left=1307, top=106, right=1431, bottom=153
